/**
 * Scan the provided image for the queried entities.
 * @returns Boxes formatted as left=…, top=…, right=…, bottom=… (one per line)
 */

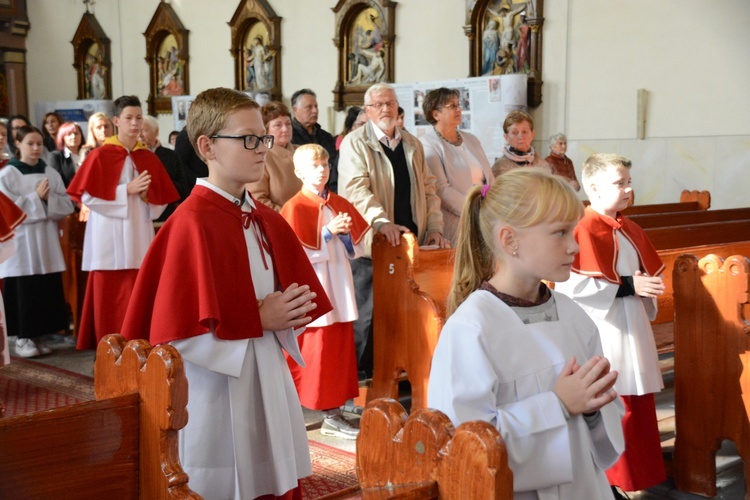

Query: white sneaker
left=321, top=415, right=360, bottom=440
left=37, top=342, right=52, bottom=355
left=15, top=338, right=40, bottom=358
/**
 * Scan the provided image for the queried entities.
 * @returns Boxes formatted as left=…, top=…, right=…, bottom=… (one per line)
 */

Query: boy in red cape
left=67, top=95, right=179, bottom=350
left=281, top=144, right=369, bottom=439
left=555, top=153, right=667, bottom=498
left=121, top=88, right=331, bottom=499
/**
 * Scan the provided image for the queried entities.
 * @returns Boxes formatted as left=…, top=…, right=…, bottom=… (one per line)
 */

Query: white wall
left=25, top=0, right=750, bottom=208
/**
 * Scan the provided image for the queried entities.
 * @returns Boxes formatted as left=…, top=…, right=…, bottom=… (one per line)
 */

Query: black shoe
left=611, top=486, right=629, bottom=500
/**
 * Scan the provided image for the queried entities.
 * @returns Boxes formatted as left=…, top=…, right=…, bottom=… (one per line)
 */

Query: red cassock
left=0, top=191, right=26, bottom=241
left=121, top=185, right=332, bottom=345
left=67, top=142, right=179, bottom=204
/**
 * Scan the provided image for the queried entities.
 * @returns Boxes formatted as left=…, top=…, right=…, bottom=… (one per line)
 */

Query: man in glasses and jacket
left=337, top=82, right=447, bottom=380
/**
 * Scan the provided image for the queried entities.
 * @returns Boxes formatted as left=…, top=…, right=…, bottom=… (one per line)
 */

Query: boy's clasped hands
left=554, top=355, right=618, bottom=416
left=326, top=212, right=352, bottom=235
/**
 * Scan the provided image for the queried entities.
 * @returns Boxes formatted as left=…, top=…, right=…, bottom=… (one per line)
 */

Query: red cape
left=280, top=189, right=370, bottom=250
left=67, top=139, right=179, bottom=205
left=120, top=185, right=332, bottom=345
left=0, top=190, right=25, bottom=242
left=573, top=206, right=664, bottom=284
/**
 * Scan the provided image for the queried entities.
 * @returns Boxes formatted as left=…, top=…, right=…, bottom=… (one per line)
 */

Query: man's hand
left=378, top=222, right=411, bottom=246
left=258, top=283, right=318, bottom=331
left=425, top=232, right=450, bottom=248
left=633, top=270, right=665, bottom=298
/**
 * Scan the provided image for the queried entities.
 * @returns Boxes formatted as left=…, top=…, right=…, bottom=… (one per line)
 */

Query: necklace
left=434, top=127, right=463, bottom=147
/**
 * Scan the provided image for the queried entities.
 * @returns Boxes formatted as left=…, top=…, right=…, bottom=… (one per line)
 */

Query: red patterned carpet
left=0, top=357, right=358, bottom=497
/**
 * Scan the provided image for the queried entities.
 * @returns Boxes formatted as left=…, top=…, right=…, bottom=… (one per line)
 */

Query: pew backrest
left=629, top=207, right=750, bottom=229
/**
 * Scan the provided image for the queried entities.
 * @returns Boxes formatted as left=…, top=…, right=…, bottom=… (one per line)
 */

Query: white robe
left=555, top=232, right=664, bottom=396
left=305, top=203, right=363, bottom=328
left=0, top=165, right=73, bottom=277
left=80, top=154, right=166, bottom=271
left=171, top=179, right=310, bottom=500
left=428, top=290, right=624, bottom=500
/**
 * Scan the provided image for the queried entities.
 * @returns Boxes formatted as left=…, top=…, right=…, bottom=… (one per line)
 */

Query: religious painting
left=157, top=34, right=186, bottom=97
left=332, top=0, right=396, bottom=111
left=230, top=0, right=282, bottom=102
left=145, top=2, right=189, bottom=115
left=72, top=12, right=112, bottom=100
left=466, top=0, right=544, bottom=107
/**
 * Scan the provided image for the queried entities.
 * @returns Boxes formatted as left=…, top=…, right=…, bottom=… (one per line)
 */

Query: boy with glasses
left=122, top=88, right=331, bottom=498
left=67, top=95, right=179, bottom=350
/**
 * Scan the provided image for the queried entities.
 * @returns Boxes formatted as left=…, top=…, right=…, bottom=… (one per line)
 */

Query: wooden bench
left=0, top=334, right=199, bottom=498
left=323, top=398, right=513, bottom=499
left=672, top=253, right=750, bottom=498
left=364, top=216, right=750, bottom=409
left=59, top=213, right=88, bottom=336
left=621, top=189, right=710, bottom=215
left=629, top=206, right=750, bottom=229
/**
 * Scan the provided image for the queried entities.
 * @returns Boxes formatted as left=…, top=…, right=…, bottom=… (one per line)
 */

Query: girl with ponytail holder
left=428, top=168, right=625, bottom=499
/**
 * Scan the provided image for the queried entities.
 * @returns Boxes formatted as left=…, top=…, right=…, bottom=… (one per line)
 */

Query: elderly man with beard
left=291, top=88, right=339, bottom=192
left=338, top=82, right=447, bottom=379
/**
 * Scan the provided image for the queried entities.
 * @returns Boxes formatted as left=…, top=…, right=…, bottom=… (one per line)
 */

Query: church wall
left=25, top=0, right=750, bottom=208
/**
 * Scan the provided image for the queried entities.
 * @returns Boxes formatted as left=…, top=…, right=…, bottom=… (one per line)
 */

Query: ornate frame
left=229, top=0, right=282, bottom=101
left=332, top=0, right=396, bottom=111
left=144, top=2, right=190, bottom=115
left=465, top=0, right=544, bottom=107
left=72, top=12, right=112, bottom=100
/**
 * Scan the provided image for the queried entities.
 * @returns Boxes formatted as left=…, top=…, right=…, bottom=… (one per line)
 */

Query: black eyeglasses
left=209, top=134, right=274, bottom=150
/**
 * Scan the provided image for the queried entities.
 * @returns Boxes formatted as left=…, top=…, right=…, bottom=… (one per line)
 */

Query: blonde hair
left=581, top=153, right=631, bottom=184
left=448, top=168, right=583, bottom=315
left=187, top=87, right=259, bottom=161
left=502, top=110, right=534, bottom=133
left=293, top=144, right=329, bottom=179
left=85, top=112, right=113, bottom=149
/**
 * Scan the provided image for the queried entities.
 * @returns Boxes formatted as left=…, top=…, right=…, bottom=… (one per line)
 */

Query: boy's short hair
left=113, top=96, right=142, bottom=117
left=293, top=143, right=329, bottom=166
left=186, top=87, right=259, bottom=161
left=582, top=153, right=632, bottom=183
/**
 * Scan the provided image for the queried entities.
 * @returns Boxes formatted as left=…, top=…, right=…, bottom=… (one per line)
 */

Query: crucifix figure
left=83, top=0, right=95, bottom=14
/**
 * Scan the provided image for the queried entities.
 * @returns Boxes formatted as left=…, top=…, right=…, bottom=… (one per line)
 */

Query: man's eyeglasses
left=210, top=134, right=274, bottom=150
left=365, top=101, right=398, bottom=110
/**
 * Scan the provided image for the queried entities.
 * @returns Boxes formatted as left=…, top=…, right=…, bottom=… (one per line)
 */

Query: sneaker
left=15, top=338, right=40, bottom=358
left=36, top=342, right=52, bottom=355
left=321, top=415, right=360, bottom=440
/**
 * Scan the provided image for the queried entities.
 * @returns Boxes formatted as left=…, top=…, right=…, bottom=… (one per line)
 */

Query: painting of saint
left=84, top=42, right=107, bottom=99
left=157, top=34, right=185, bottom=97
left=346, top=7, right=386, bottom=86
left=482, top=0, right=531, bottom=75
left=242, top=23, right=275, bottom=93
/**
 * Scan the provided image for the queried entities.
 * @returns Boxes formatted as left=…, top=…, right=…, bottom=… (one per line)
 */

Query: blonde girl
left=428, top=168, right=625, bottom=500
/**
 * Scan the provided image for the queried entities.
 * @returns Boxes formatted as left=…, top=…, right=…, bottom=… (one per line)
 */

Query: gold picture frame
left=332, top=0, right=396, bottom=112
left=144, top=2, right=190, bottom=115
left=229, top=0, right=282, bottom=101
left=72, top=12, right=112, bottom=100
left=465, top=0, right=544, bottom=107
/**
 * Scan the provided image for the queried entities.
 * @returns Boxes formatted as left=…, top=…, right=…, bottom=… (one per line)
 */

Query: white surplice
left=555, top=232, right=664, bottom=396
left=0, top=165, right=73, bottom=277
left=80, top=154, right=166, bottom=271
left=171, top=179, right=310, bottom=500
left=428, top=290, right=624, bottom=500
left=305, top=203, right=363, bottom=328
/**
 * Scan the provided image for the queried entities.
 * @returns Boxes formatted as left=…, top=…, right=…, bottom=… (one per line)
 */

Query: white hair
left=142, top=114, right=159, bottom=131
left=549, top=133, right=566, bottom=147
left=364, top=83, right=396, bottom=105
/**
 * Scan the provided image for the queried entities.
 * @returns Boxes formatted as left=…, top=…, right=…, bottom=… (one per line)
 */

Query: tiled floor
left=9, top=336, right=746, bottom=498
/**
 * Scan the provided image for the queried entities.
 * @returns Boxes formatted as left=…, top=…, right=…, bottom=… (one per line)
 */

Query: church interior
left=0, top=0, right=749, bottom=498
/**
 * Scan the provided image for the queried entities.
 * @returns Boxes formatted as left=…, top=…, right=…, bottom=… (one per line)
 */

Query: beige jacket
left=246, top=142, right=301, bottom=211
left=338, top=122, right=443, bottom=257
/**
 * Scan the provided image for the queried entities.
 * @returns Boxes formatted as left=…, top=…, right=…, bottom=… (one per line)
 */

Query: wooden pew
left=365, top=216, right=750, bottom=409
left=0, top=334, right=199, bottom=499
left=59, top=213, right=88, bottom=336
left=672, top=253, right=750, bottom=498
left=323, top=398, right=513, bottom=499
left=629, top=207, right=750, bottom=229
left=621, top=189, right=710, bottom=215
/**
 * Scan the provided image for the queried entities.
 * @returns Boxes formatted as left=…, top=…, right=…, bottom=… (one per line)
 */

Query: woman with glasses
left=419, top=87, right=493, bottom=244
left=246, top=101, right=301, bottom=211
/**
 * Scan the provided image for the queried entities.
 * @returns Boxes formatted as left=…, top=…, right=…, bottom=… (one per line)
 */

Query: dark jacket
left=291, top=118, right=339, bottom=193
